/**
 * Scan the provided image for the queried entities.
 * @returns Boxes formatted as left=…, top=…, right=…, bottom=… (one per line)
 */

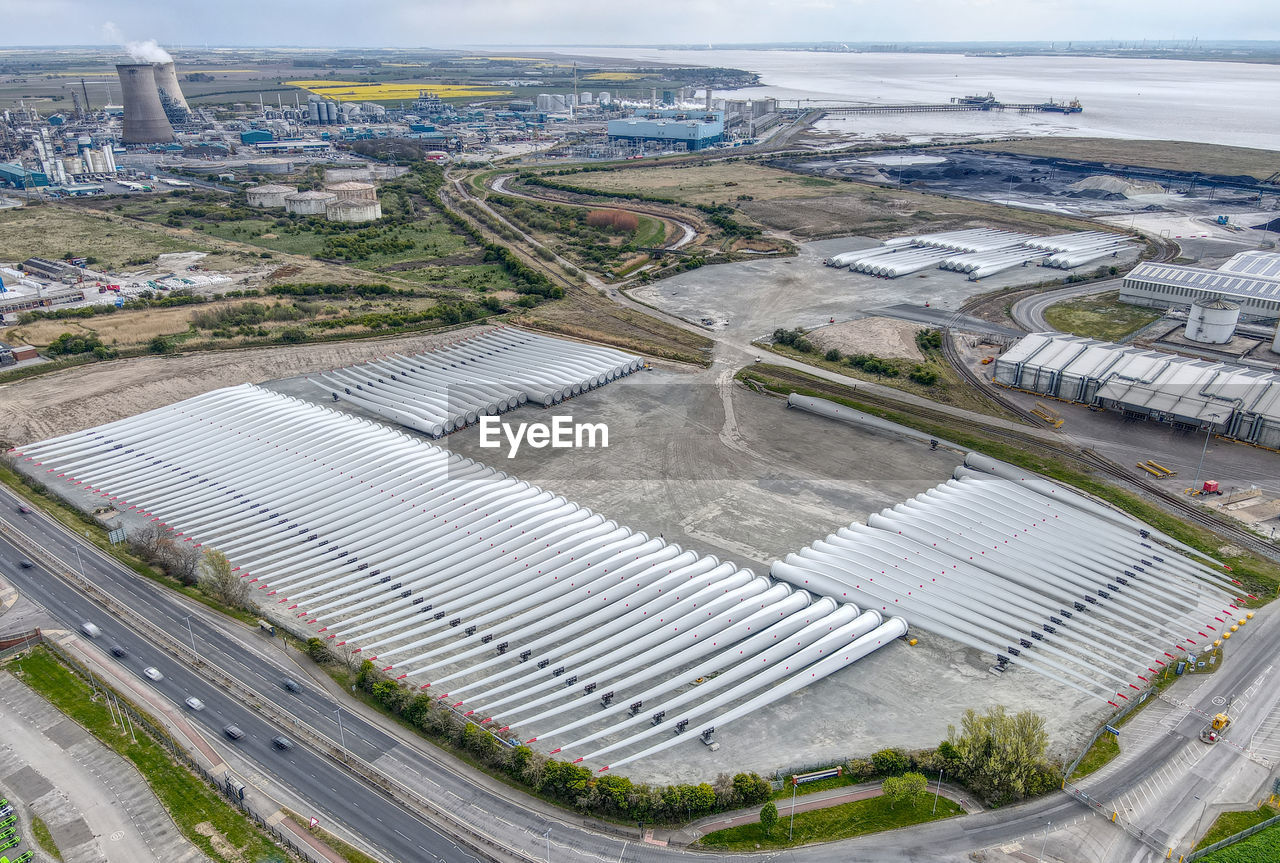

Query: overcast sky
left=7, top=0, right=1278, bottom=48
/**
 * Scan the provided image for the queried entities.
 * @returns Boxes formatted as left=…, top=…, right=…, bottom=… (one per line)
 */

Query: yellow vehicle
left=1200, top=712, right=1231, bottom=743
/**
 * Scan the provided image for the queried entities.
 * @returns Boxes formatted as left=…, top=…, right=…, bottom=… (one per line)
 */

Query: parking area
left=0, top=671, right=205, bottom=862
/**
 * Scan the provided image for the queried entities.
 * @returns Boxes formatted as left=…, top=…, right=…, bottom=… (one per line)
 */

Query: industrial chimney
left=151, top=61, right=190, bottom=113
left=116, top=63, right=175, bottom=143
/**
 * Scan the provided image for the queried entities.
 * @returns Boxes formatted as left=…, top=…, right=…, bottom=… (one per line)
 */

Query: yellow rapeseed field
left=585, top=72, right=651, bottom=81
left=286, top=80, right=511, bottom=101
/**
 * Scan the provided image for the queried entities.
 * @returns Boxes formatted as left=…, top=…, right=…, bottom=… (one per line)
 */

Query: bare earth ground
left=975, top=137, right=1280, bottom=180
left=0, top=325, right=490, bottom=446
left=806, top=317, right=925, bottom=360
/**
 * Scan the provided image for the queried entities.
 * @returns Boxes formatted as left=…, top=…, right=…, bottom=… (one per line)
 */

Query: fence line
left=1187, top=811, right=1280, bottom=861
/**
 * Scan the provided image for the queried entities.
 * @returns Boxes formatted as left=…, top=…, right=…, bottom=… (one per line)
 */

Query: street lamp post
left=789, top=780, right=798, bottom=840
left=1191, top=413, right=1221, bottom=492
left=932, top=768, right=944, bottom=815
left=543, top=827, right=551, bottom=863
left=334, top=708, right=347, bottom=750
left=1039, top=821, right=1052, bottom=861
left=183, top=615, right=198, bottom=659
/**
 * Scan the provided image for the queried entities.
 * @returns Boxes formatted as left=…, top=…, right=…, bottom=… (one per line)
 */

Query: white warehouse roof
left=1125, top=261, right=1280, bottom=303
left=998, top=332, right=1280, bottom=426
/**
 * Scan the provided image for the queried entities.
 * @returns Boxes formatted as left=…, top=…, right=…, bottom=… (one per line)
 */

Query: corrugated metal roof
left=1000, top=332, right=1280, bottom=425
left=1218, top=250, right=1280, bottom=279
left=1126, top=261, right=1280, bottom=301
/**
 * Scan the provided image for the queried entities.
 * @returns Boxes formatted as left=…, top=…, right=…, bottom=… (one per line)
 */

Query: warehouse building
left=1120, top=251, right=1280, bottom=322
left=994, top=332, right=1280, bottom=447
left=607, top=109, right=725, bottom=151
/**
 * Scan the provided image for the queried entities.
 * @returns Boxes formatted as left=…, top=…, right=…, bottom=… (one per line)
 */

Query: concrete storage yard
left=16, top=353, right=1113, bottom=785
left=628, top=236, right=1135, bottom=343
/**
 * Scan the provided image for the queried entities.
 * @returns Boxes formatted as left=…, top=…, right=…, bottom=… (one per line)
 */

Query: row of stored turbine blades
left=15, top=386, right=1242, bottom=770
left=315, top=326, right=643, bottom=437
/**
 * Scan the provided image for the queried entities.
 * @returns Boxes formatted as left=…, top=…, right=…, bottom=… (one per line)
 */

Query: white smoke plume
left=127, top=39, right=173, bottom=65
left=102, top=22, right=173, bottom=64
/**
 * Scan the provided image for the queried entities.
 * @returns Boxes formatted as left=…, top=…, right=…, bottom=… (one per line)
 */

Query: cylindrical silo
left=115, top=63, right=175, bottom=144
left=324, top=181, right=377, bottom=202
left=326, top=199, right=382, bottom=222
left=308, top=101, right=321, bottom=124
left=285, top=190, right=337, bottom=215
left=1186, top=297, right=1240, bottom=345
left=246, top=184, right=297, bottom=208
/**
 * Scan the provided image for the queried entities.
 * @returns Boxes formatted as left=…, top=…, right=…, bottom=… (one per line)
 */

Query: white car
left=142, top=667, right=163, bottom=682
left=184, top=696, right=204, bottom=711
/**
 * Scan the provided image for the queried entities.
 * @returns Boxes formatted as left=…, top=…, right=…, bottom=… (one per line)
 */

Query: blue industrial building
left=0, top=163, right=48, bottom=188
left=607, top=109, right=725, bottom=150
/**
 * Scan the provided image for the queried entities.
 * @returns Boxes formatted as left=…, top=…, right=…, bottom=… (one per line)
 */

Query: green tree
left=947, top=706, right=1049, bottom=803
left=882, top=772, right=928, bottom=808
left=197, top=548, right=249, bottom=609
left=872, top=747, right=909, bottom=776
left=759, top=800, right=778, bottom=835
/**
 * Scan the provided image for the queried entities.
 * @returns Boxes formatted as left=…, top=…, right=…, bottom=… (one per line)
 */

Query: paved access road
left=0, top=497, right=484, bottom=863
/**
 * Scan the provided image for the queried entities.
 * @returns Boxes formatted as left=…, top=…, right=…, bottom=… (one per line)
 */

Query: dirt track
left=0, top=325, right=489, bottom=446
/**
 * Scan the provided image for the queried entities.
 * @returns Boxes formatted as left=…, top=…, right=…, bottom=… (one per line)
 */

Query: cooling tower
left=116, top=63, right=175, bottom=144
left=151, top=61, right=190, bottom=112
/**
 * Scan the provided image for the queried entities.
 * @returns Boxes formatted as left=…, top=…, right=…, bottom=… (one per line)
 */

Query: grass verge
left=761, top=342, right=1014, bottom=417
left=284, top=810, right=382, bottom=863
left=10, top=647, right=288, bottom=863
left=697, top=794, right=962, bottom=851
left=771, top=774, right=856, bottom=800
left=1043, top=291, right=1163, bottom=342
left=736, top=364, right=1280, bottom=602
left=30, top=813, right=63, bottom=861
left=1067, top=734, right=1119, bottom=782
left=1196, top=805, right=1280, bottom=854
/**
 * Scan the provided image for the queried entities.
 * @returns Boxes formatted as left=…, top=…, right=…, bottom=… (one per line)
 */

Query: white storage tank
left=1186, top=296, right=1240, bottom=345
left=245, top=183, right=296, bottom=208
left=285, top=190, right=337, bottom=215
left=326, top=198, right=382, bottom=222
left=324, top=180, right=378, bottom=203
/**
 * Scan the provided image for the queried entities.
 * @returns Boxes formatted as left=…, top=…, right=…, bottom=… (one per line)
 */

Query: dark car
left=109, top=644, right=128, bottom=658
left=18, top=560, right=33, bottom=569
left=16, top=506, right=31, bottom=514
left=223, top=725, right=244, bottom=740
left=271, top=735, right=293, bottom=751
left=281, top=678, right=300, bottom=693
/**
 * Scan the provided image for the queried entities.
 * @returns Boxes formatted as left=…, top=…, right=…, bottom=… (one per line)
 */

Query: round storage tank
left=245, top=183, right=296, bottom=208
left=285, top=190, right=337, bottom=215
left=324, top=181, right=378, bottom=202
left=326, top=198, right=382, bottom=222
left=1186, top=297, right=1240, bottom=345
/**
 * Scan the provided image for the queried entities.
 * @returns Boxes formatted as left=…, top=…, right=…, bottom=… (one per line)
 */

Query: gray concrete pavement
left=0, top=671, right=208, bottom=863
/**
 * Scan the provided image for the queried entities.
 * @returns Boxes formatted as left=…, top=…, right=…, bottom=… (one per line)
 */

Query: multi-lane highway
left=0, top=525, right=482, bottom=863
left=3, top=479, right=1279, bottom=863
